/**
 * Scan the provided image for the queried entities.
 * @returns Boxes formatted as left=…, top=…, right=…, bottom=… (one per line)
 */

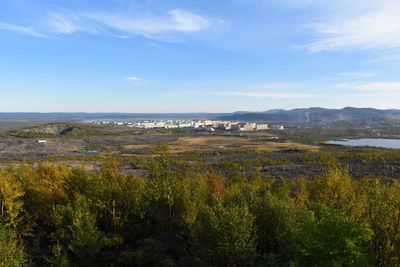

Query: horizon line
left=0, top=106, right=398, bottom=114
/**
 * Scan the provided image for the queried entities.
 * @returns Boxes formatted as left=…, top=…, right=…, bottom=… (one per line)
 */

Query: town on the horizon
left=92, top=119, right=285, bottom=132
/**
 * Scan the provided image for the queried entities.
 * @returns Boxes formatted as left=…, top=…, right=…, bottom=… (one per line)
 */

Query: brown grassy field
left=124, top=135, right=319, bottom=154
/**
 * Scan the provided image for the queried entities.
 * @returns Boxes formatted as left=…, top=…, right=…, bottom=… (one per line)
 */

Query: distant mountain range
left=0, top=113, right=224, bottom=121
left=1, top=108, right=400, bottom=124
left=216, top=107, right=400, bottom=123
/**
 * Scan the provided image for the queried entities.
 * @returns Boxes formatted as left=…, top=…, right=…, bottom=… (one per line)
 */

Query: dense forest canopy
left=1, top=146, right=400, bottom=266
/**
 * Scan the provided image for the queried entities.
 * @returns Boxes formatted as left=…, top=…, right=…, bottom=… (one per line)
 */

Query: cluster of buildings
left=92, top=119, right=284, bottom=132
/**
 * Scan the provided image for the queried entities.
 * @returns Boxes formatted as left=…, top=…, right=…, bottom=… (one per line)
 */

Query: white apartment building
left=256, top=124, right=269, bottom=131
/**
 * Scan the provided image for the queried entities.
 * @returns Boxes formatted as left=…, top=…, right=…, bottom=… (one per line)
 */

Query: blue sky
left=1, top=0, right=400, bottom=112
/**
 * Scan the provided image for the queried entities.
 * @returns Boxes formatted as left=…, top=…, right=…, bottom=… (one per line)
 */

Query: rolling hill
left=217, top=107, right=400, bottom=123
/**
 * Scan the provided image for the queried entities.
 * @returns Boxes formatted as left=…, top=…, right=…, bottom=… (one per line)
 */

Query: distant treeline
left=1, top=146, right=400, bottom=266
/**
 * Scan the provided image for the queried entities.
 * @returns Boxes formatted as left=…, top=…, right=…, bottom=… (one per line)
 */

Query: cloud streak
left=0, top=22, right=44, bottom=37
left=306, top=0, right=400, bottom=52
left=192, top=91, right=322, bottom=99
left=47, top=12, right=80, bottom=34
left=235, top=0, right=400, bottom=52
left=256, top=82, right=305, bottom=90
left=0, top=8, right=212, bottom=39
left=187, top=81, right=321, bottom=99
left=337, top=82, right=400, bottom=91
left=82, top=9, right=210, bottom=36
left=210, top=91, right=321, bottom=99
left=126, top=76, right=141, bottom=81
left=339, top=71, right=378, bottom=79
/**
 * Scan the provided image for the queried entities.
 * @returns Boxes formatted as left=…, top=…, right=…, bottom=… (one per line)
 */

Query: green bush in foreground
left=0, top=224, right=26, bottom=267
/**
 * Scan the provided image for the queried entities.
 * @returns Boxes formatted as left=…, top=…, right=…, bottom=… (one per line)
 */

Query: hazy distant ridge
left=217, top=107, right=400, bottom=123
left=0, top=113, right=225, bottom=121
left=2, top=108, right=400, bottom=123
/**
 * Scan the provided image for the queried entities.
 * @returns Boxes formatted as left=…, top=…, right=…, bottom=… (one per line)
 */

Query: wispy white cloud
left=0, top=8, right=212, bottom=40
left=218, top=91, right=321, bottom=99
left=337, top=82, right=400, bottom=91
left=257, top=82, right=305, bottom=90
left=306, top=0, right=400, bottom=52
left=187, top=81, right=321, bottom=99
left=236, top=0, right=400, bottom=52
left=126, top=76, right=142, bottom=82
left=204, top=91, right=321, bottom=99
left=0, top=22, right=44, bottom=37
left=339, top=71, right=378, bottom=79
left=364, top=49, right=400, bottom=64
left=82, top=9, right=210, bottom=36
left=47, top=12, right=79, bottom=34
left=235, top=0, right=325, bottom=8
left=126, top=76, right=149, bottom=85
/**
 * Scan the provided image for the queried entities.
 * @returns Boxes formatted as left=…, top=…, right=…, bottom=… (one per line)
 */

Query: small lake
left=327, top=139, right=400, bottom=149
